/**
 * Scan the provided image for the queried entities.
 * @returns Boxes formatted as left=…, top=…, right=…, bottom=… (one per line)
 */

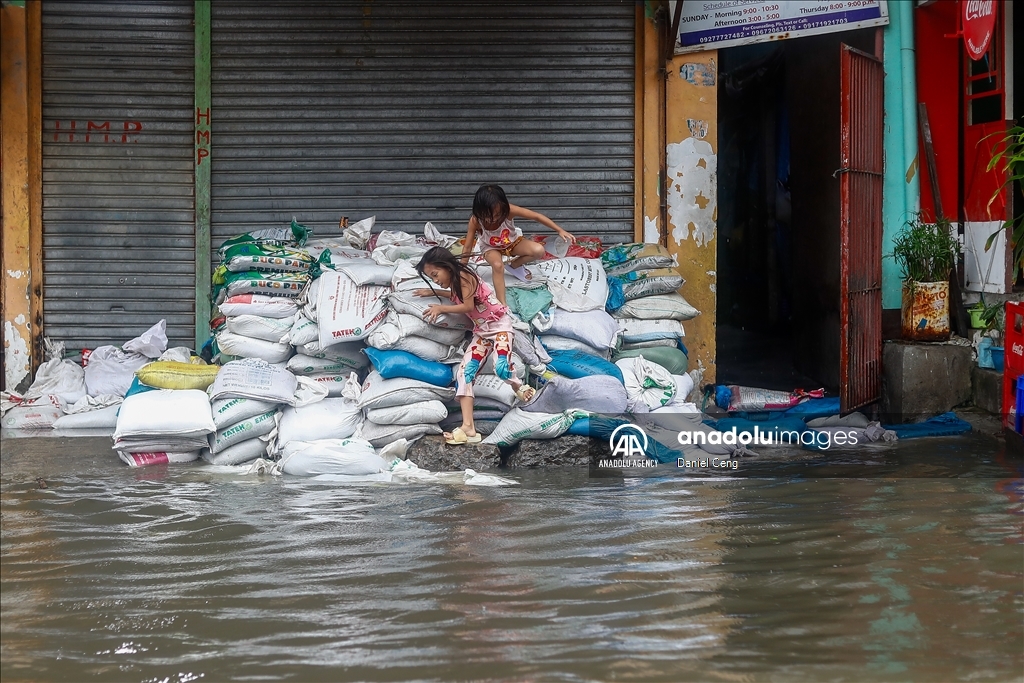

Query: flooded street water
left=2, top=432, right=1022, bottom=682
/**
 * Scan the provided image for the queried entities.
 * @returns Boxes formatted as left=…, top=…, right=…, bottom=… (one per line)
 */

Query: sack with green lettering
left=481, top=407, right=584, bottom=447
left=601, top=243, right=675, bottom=276
left=222, top=243, right=314, bottom=274
left=611, top=268, right=684, bottom=300
left=217, top=219, right=311, bottom=256
left=209, top=410, right=276, bottom=454
left=213, top=269, right=311, bottom=302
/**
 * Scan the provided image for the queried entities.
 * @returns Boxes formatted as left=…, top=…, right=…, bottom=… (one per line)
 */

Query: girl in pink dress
left=415, top=246, right=536, bottom=444
left=462, top=184, right=577, bottom=307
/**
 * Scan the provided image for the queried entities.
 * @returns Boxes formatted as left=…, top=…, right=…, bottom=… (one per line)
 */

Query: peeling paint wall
left=1, top=1, right=40, bottom=392
left=665, top=49, right=719, bottom=383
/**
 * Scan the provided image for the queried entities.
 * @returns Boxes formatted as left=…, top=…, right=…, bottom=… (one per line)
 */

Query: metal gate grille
left=839, top=44, right=884, bottom=412
left=209, top=0, right=635, bottom=248
left=42, top=1, right=195, bottom=352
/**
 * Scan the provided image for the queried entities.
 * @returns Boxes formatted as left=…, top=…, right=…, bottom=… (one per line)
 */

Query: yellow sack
left=136, top=361, right=220, bottom=391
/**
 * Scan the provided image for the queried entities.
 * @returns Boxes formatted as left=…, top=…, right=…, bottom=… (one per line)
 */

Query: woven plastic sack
left=617, top=318, right=685, bottom=344
left=358, top=420, right=442, bottom=448
left=287, top=353, right=367, bottom=376
left=539, top=335, right=611, bottom=360
left=211, top=397, right=279, bottom=430
left=225, top=314, right=296, bottom=343
left=114, top=389, right=216, bottom=439
left=136, top=361, right=220, bottom=391
left=386, top=290, right=473, bottom=330
left=601, top=243, right=675, bottom=276
left=203, top=437, right=268, bottom=466
left=365, top=400, right=448, bottom=426
left=218, top=294, right=298, bottom=319
left=612, top=346, right=688, bottom=375
left=364, top=348, right=453, bottom=387
left=482, top=407, right=582, bottom=447
left=275, top=396, right=362, bottom=450
left=545, top=349, right=624, bottom=384
left=208, top=358, right=298, bottom=406
left=532, top=308, right=619, bottom=351
left=209, top=411, right=276, bottom=454
left=614, top=269, right=684, bottom=300
left=277, top=438, right=386, bottom=477
left=615, top=356, right=677, bottom=412
left=215, top=330, right=293, bottom=364
left=357, top=371, right=455, bottom=411
left=530, top=258, right=608, bottom=312
left=612, top=292, right=699, bottom=321
left=316, top=271, right=390, bottom=346
left=222, top=243, right=313, bottom=273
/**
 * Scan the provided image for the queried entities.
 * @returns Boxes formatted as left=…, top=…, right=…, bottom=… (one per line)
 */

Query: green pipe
left=194, top=0, right=212, bottom=351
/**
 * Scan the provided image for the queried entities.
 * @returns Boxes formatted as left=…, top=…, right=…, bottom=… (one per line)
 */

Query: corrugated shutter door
left=42, top=1, right=195, bottom=352
left=210, top=0, right=635, bottom=248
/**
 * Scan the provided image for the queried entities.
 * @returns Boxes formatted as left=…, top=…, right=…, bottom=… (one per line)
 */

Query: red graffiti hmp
left=52, top=120, right=142, bottom=143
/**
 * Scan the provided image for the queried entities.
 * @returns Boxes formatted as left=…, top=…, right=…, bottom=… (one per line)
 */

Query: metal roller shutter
left=210, top=0, right=635, bottom=249
left=42, top=1, right=195, bottom=352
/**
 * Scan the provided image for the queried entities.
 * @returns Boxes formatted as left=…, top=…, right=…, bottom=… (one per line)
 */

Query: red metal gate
left=839, top=45, right=884, bottom=413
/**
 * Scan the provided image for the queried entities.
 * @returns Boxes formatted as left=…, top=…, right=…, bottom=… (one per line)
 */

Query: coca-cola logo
left=964, top=0, right=993, bottom=21
left=962, top=0, right=997, bottom=61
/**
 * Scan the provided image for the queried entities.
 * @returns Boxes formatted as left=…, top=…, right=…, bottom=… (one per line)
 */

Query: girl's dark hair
left=415, top=246, right=479, bottom=303
left=472, top=184, right=510, bottom=225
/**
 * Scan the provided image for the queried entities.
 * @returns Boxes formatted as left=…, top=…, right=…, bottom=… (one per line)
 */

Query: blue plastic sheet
left=882, top=412, right=973, bottom=439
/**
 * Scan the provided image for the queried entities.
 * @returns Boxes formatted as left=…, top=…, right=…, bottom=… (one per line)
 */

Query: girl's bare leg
left=483, top=249, right=508, bottom=305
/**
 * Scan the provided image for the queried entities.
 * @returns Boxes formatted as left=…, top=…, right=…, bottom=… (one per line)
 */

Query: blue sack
left=124, top=376, right=158, bottom=399
left=546, top=349, right=624, bottom=384
left=364, top=347, right=453, bottom=387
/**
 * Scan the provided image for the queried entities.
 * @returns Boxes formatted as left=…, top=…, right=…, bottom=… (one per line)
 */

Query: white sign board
left=674, top=1, right=889, bottom=54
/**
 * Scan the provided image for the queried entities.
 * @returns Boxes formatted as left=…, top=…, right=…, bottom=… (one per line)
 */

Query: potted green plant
left=891, top=215, right=959, bottom=341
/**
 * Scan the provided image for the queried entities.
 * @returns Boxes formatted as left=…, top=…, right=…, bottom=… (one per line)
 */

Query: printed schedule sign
left=674, top=1, right=889, bottom=54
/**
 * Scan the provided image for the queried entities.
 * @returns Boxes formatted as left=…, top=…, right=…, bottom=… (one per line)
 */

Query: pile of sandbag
left=113, top=388, right=216, bottom=467
left=211, top=222, right=318, bottom=365
left=602, top=243, right=698, bottom=376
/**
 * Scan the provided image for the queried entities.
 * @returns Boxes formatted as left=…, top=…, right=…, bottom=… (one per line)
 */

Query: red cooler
left=1003, top=301, right=1024, bottom=430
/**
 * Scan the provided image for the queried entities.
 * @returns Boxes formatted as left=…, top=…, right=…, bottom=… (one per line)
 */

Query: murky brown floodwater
left=2, top=432, right=1022, bottom=682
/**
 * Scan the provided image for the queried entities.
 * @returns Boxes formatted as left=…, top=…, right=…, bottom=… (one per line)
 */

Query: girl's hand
left=413, top=288, right=436, bottom=297
left=424, top=304, right=445, bottom=322
left=558, top=229, right=577, bottom=245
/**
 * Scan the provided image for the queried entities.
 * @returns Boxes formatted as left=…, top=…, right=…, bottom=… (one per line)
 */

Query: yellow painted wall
left=639, top=5, right=718, bottom=384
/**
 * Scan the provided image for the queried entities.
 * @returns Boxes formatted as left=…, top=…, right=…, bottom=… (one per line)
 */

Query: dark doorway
left=716, top=30, right=876, bottom=395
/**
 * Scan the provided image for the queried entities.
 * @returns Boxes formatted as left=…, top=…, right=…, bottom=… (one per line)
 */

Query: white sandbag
left=277, top=438, right=386, bottom=477
left=386, top=311, right=467, bottom=346
left=386, top=290, right=473, bottom=330
left=122, top=320, right=168, bottom=358
left=114, top=436, right=211, bottom=452
left=529, top=258, right=608, bottom=312
left=333, top=259, right=397, bottom=286
left=372, top=242, right=429, bottom=266
left=287, top=353, right=365, bottom=376
left=617, top=318, right=685, bottom=344
left=472, top=374, right=517, bottom=407
left=282, top=313, right=319, bottom=346
left=216, top=330, right=293, bottom=364
left=114, top=389, right=215, bottom=439
left=612, top=292, right=700, bottom=321
left=357, top=371, right=456, bottom=411
left=390, top=260, right=424, bottom=291
left=539, top=334, right=611, bottom=360
left=365, top=400, right=448, bottom=426
left=615, top=356, right=677, bottom=412
left=424, top=221, right=458, bottom=248
left=65, top=394, right=122, bottom=414
left=84, top=346, right=150, bottom=397
left=482, top=407, right=580, bottom=447
left=532, top=308, right=619, bottom=351
left=218, top=294, right=298, bottom=319
left=511, top=328, right=552, bottom=368
left=309, top=373, right=352, bottom=397
left=357, top=420, right=442, bottom=448
left=480, top=351, right=526, bottom=381
left=2, top=402, right=64, bottom=430
left=24, top=355, right=86, bottom=405
left=208, top=358, right=298, bottom=406
left=158, top=347, right=193, bottom=363
left=210, top=411, right=276, bottom=454
left=118, top=451, right=201, bottom=467
left=294, top=340, right=368, bottom=368
left=203, top=436, right=269, bottom=466
left=522, top=374, right=628, bottom=415
left=211, top=397, right=279, bottom=429
left=365, top=324, right=464, bottom=363
left=275, top=396, right=362, bottom=449
left=316, top=271, right=390, bottom=346
left=52, top=404, right=120, bottom=429
left=225, top=314, right=295, bottom=343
